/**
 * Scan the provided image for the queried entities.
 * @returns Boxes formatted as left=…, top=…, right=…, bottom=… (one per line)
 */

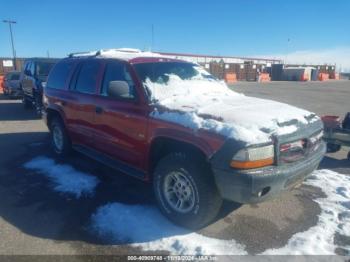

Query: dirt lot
left=0, top=80, right=349, bottom=256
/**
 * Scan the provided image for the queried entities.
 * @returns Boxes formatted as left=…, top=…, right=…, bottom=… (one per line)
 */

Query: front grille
left=279, top=130, right=323, bottom=164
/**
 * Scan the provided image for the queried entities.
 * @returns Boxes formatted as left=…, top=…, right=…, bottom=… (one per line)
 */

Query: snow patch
left=263, top=169, right=350, bottom=255
left=24, top=156, right=99, bottom=198
left=147, top=74, right=317, bottom=144
left=90, top=202, right=247, bottom=255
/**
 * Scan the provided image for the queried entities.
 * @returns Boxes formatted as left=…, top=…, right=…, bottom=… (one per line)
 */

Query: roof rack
left=68, top=51, right=98, bottom=58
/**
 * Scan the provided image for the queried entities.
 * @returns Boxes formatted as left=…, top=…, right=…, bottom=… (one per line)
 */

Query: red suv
left=43, top=48, right=325, bottom=229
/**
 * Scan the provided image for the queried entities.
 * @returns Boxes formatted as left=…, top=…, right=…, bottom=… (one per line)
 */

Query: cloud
left=261, top=47, right=350, bottom=73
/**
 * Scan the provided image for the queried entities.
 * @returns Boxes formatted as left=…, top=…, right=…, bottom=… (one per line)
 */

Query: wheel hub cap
left=163, top=172, right=195, bottom=213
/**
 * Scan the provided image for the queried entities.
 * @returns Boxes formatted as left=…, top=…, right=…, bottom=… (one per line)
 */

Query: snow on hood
left=147, top=74, right=319, bottom=144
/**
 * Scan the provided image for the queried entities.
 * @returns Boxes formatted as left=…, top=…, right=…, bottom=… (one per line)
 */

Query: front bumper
left=211, top=141, right=326, bottom=204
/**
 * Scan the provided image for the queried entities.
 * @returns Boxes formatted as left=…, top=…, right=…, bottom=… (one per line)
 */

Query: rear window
left=10, top=74, right=20, bottom=80
left=47, top=60, right=74, bottom=89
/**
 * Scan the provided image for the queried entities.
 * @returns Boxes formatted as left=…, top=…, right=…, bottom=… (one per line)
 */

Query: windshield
left=133, top=62, right=230, bottom=103
left=36, top=62, right=56, bottom=76
left=134, top=62, right=216, bottom=84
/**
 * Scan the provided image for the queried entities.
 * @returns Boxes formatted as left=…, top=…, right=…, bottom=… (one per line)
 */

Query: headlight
left=230, top=144, right=274, bottom=169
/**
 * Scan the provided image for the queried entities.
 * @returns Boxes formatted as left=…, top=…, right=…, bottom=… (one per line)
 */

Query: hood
left=148, top=75, right=320, bottom=144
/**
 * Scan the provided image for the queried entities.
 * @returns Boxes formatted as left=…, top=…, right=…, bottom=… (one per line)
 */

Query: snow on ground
left=90, top=202, right=247, bottom=255
left=263, top=169, right=350, bottom=255
left=90, top=169, right=350, bottom=255
left=22, top=156, right=349, bottom=254
left=147, top=74, right=318, bottom=144
left=24, top=156, right=99, bottom=198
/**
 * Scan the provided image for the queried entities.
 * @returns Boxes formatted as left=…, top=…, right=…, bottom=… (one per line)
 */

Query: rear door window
left=74, top=60, right=100, bottom=94
left=47, top=60, right=74, bottom=90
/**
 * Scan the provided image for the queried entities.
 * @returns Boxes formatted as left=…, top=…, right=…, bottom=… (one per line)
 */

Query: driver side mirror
left=107, top=81, right=132, bottom=99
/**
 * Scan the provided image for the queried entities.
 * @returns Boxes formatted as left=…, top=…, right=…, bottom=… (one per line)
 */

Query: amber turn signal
left=230, top=158, right=274, bottom=169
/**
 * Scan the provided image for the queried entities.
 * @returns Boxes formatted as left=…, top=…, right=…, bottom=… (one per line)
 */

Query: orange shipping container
left=258, top=73, right=271, bottom=82
left=318, top=73, right=329, bottom=81
left=225, top=73, right=237, bottom=84
left=0, top=75, right=4, bottom=93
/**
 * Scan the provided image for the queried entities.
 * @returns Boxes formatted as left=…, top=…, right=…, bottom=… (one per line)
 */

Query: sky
left=1, top=0, right=350, bottom=71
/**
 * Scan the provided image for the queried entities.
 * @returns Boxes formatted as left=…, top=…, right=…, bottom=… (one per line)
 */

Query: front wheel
left=153, top=152, right=222, bottom=229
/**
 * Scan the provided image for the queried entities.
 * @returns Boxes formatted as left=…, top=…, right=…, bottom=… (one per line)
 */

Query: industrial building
left=0, top=52, right=338, bottom=82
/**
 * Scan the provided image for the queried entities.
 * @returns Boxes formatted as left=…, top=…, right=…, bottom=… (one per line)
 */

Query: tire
left=50, top=117, right=71, bottom=157
left=22, top=96, right=32, bottom=109
left=153, top=152, right=222, bottom=229
left=34, top=93, right=43, bottom=116
left=326, top=143, right=341, bottom=153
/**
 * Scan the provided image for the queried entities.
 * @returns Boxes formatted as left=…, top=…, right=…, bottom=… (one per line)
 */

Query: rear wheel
left=50, top=117, right=71, bottom=157
left=34, top=93, right=43, bottom=116
left=153, top=152, right=222, bottom=229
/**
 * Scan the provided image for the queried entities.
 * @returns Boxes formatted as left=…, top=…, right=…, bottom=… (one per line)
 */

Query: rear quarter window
left=47, top=60, right=74, bottom=89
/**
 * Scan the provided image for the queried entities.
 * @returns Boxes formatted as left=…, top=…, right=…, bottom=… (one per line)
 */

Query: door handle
left=95, top=106, right=103, bottom=114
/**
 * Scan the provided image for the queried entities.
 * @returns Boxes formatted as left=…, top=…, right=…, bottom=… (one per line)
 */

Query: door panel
left=63, top=92, right=96, bottom=148
left=93, top=97, right=148, bottom=170
left=22, top=62, right=35, bottom=97
left=64, top=59, right=103, bottom=147
left=92, top=60, right=148, bottom=170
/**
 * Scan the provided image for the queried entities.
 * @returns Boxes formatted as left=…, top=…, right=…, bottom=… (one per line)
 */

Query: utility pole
left=151, top=24, right=154, bottom=51
left=3, top=19, right=17, bottom=70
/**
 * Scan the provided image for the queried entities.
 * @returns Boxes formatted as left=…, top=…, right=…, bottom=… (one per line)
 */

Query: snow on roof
left=98, top=48, right=167, bottom=60
left=69, top=48, right=170, bottom=61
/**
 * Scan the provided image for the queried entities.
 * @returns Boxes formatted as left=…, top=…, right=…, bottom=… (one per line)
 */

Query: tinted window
left=101, top=62, right=135, bottom=99
left=29, top=62, right=35, bottom=76
left=24, top=62, right=30, bottom=72
left=10, top=73, right=20, bottom=80
left=47, top=60, right=74, bottom=89
left=75, top=61, right=100, bottom=94
left=36, top=62, right=56, bottom=76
